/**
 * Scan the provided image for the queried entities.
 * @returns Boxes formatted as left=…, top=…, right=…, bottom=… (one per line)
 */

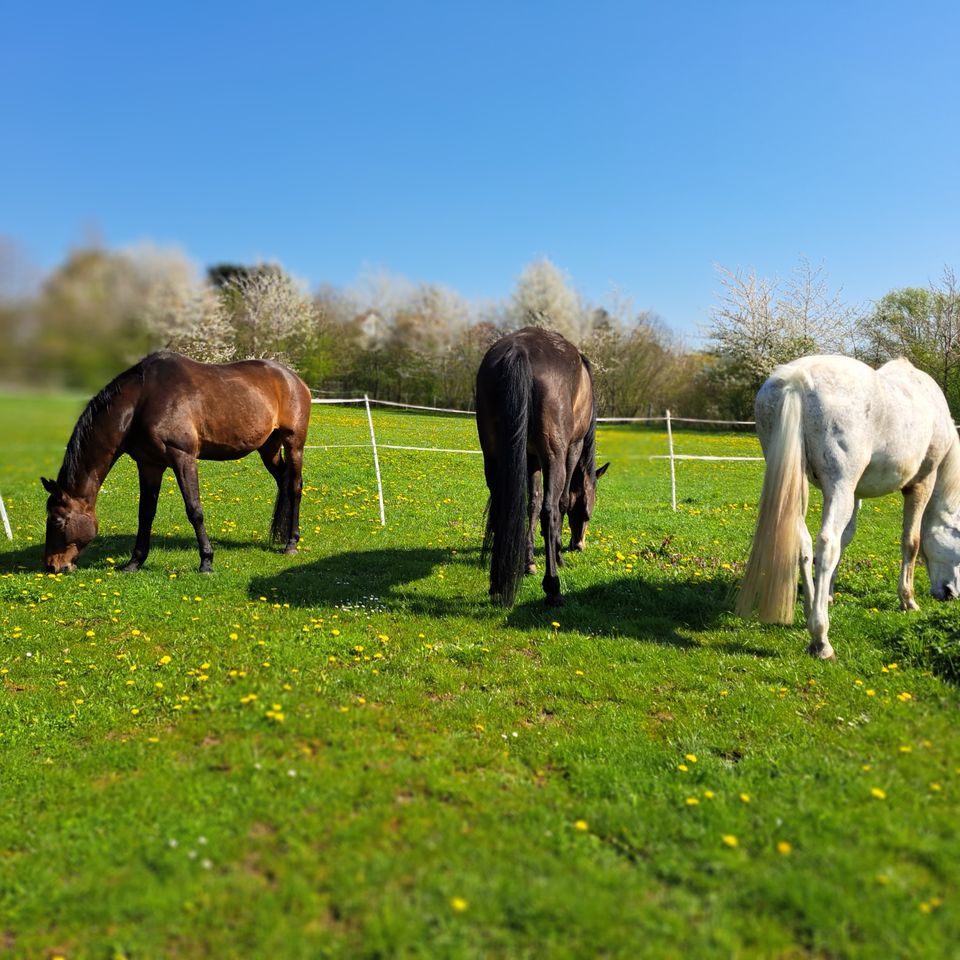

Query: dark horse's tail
left=270, top=476, right=292, bottom=546
left=482, top=346, right=532, bottom=607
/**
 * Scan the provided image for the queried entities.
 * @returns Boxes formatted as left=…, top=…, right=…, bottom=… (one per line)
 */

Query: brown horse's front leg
left=169, top=449, right=214, bottom=573
left=121, top=462, right=165, bottom=572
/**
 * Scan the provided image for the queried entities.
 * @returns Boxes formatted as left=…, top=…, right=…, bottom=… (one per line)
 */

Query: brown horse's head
left=566, top=461, right=609, bottom=552
left=41, top=477, right=98, bottom=573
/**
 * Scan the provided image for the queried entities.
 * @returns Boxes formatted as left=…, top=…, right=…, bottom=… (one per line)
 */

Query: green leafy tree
left=857, top=268, right=960, bottom=414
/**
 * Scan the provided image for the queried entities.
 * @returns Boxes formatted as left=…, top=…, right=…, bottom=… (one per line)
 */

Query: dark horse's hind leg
left=169, top=448, right=215, bottom=573
left=540, top=455, right=566, bottom=606
left=259, top=432, right=304, bottom=555
left=525, top=465, right=542, bottom=574
left=120, top=462, right=165, bottom=572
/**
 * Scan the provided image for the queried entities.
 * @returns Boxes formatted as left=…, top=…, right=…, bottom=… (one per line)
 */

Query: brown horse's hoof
left=284, top=545, right=299, bottom=556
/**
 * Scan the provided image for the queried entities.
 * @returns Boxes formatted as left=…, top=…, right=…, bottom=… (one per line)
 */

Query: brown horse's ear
left=595, top=462, right=610, bottom=480
left=41, top=476, right=58, bottom=494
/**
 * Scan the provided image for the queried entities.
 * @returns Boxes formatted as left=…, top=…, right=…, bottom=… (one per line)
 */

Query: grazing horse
left=736, top=355, right=960, bottom=659
left=476, top=327, right=608, bottom=607
left=42, top=351, right=311, bottom=574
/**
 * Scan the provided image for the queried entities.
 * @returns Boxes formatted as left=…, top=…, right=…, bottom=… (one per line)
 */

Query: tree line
left=2, top=238, right=958, bottom=420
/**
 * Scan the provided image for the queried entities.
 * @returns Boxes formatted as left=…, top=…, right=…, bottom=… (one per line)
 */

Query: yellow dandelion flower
left=776, top=841, right=792, bottom=855
left=574, top=819, right=589, bottom=831
left=685, top=797, right=700, bottom=806
left=685, top=753, right=698, bottom=763
left=450, top=896, right=468, bottom=912
left=722, top=834, right=738, bottom=848
left=870, top=787, right=887, bottom=800
left=739, top=793, right=751, bottom=803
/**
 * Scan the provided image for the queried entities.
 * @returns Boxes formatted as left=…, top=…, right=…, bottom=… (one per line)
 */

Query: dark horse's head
left=41, top=477, right=98, bottom=573
left=565, top=460, right=609, bottom=552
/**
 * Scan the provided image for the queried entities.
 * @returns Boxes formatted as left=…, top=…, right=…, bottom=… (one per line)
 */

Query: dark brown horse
left=42, top=352, right=312, bottom=574
left=476, top=327, right=608, bottom=606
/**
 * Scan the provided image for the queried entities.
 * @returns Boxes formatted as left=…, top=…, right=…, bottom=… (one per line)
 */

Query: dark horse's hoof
left=545, top=594, right=565, bottom=608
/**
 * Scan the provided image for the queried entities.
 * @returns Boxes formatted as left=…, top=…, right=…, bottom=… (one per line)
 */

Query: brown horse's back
left=128, top=353, right=311, bottom=462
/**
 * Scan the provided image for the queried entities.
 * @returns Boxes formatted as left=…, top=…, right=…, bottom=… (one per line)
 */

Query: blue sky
left=3, top=1, right=959, bottom=342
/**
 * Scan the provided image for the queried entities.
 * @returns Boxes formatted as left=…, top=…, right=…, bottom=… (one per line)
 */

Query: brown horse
left=476, top=327, right=608, bottom=607
left=42, top=352, right=311, bottom=574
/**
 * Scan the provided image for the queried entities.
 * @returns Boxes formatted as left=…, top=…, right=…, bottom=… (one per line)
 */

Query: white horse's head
left=922, top=518, right=960, bottom=600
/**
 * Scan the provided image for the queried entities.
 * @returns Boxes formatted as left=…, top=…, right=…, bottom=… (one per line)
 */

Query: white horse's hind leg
left=799, top=477, right=814, bottom=622
left=899, top=477, right=935, bottom=611
left=808, top=490, right=857, bottom=660
left=828, top=498, right=861, bottom=604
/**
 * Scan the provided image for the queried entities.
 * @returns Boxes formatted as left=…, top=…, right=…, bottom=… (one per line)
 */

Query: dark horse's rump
left=476, top=327, right=607, bottom=606
left=42, top=351, right=311, bottom=573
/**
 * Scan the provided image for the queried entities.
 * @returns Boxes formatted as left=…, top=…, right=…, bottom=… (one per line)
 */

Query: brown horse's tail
left=735, top=376, right=805, bottom=624
left=482, top=347, right=532, bottom=607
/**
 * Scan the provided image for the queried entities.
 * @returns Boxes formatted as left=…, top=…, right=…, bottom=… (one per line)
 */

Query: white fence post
left=665, top=409, right=677, bottom=511
left=0, top=493, right=11, bottom=540
left=364, top=395, right=387, bottom=526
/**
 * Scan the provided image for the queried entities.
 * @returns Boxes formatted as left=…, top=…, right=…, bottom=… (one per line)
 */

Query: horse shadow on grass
left=248, top=546, right=466, bottom=612
left=0, top=533, right=272, bottom=575
left=249, top=545, right=777, bottom=658
left=505, top=575, right=777, bottom=657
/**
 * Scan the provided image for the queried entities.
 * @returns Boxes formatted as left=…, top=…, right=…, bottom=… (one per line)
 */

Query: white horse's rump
left=736, top=355, right=960, bottom=660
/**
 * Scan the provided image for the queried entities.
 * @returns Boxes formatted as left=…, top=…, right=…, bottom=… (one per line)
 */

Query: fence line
left=363, top=396, right=386, bottom=526
left=0, top=494, right=11, bottom=540
left=302, top=398, right=763, bottom=522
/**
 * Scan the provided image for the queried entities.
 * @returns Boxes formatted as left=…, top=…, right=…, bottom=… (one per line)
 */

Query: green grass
left=1, top=393, right=958, bottom=959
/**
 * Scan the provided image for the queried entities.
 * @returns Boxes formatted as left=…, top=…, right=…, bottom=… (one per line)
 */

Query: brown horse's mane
left=59, top=357, right=150, bottom=488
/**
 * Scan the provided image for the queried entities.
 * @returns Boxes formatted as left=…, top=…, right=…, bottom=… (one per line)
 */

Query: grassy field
left=1, top=393, right=958, bottom=959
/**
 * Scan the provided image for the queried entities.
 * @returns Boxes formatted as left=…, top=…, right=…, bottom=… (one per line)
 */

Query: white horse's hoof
left=806, top=643, right=836, bottom=661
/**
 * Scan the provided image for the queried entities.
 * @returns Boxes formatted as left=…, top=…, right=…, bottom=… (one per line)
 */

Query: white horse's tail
left=736, top=378, right=806, bottom=624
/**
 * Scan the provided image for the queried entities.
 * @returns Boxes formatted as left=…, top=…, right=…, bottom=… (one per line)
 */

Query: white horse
left=736, top=355, right=960, bottom=660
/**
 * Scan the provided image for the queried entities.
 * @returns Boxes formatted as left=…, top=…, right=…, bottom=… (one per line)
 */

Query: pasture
left=1, top=393, right=958, bottom=959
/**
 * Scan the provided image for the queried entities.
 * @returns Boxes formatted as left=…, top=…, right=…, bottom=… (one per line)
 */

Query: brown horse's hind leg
left=259, top=433, right=302, bottom=554
left=120, top=462, right=165, bottom=572
left=169, top=449, right=214, bottom=573
left=282, top=436, right=304, bottom=555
